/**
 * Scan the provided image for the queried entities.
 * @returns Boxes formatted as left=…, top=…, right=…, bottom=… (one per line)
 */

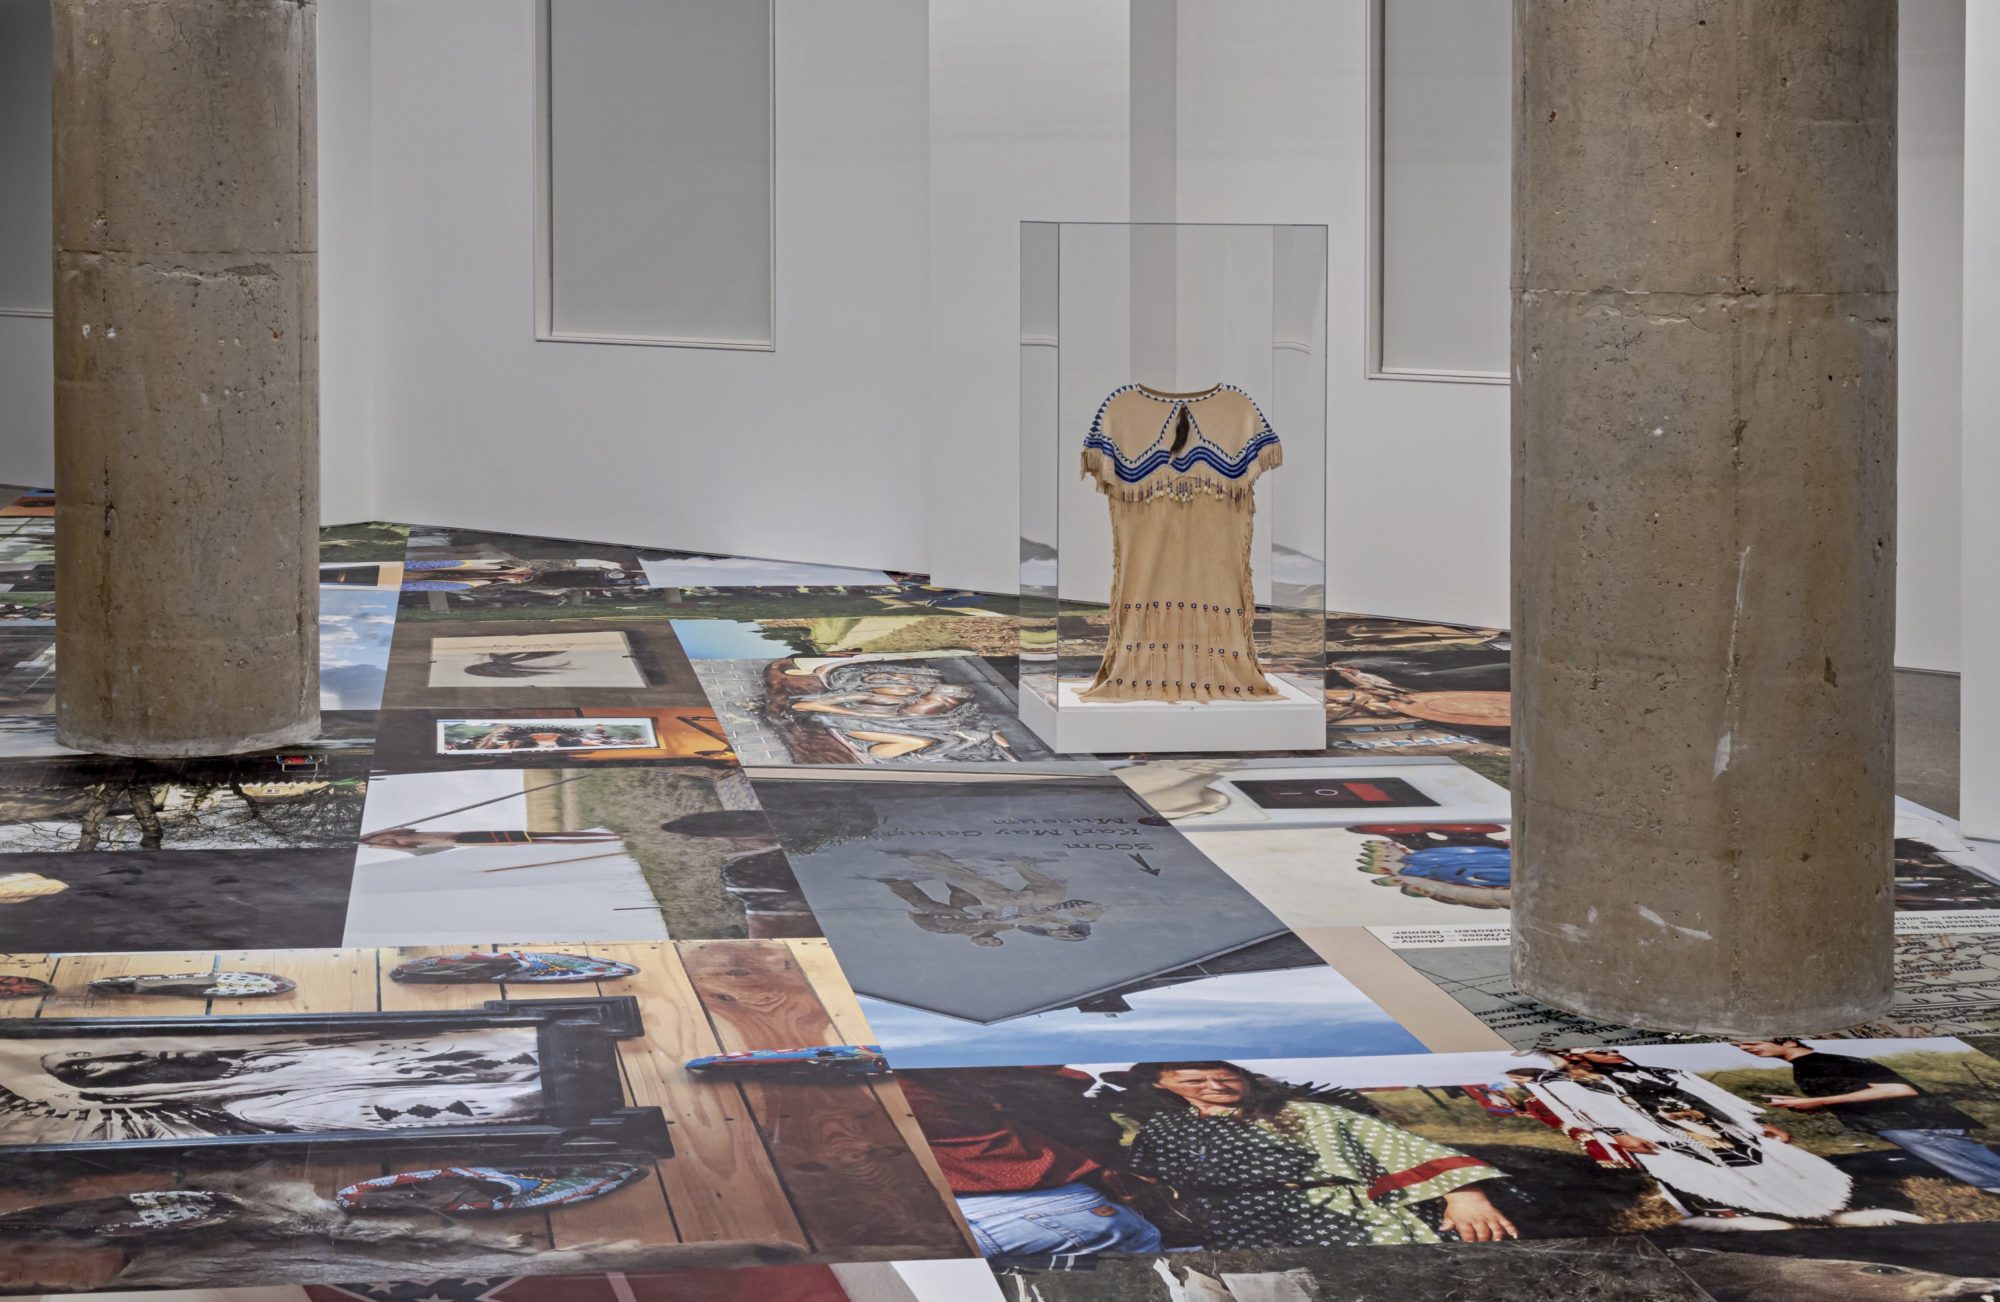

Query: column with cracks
left=1510, top=0, right=1897, bottom=1033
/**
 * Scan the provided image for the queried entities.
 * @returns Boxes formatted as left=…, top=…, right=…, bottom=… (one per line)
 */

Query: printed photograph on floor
left=1651, top=1223, right=2000, bottom=1302
left=1322, top=616, right=1512, bottom=758
left=0, top=711, right=378, bottom=774
left=21, top=1258, right=1013, bottom=1302
left=350, top=768, right=809, bottom=943
left=1890, top=802, right=2000, bottom=927
left=396, top=532, right=660, bottom=621
left=0, top=942, right=969, bottom=1293
left=371, top=710, right=737, bottom=773
left=1289, top=926, right=1515, bottom=1054
left=438, top=716, right=663, bottom=755
left=399, top=587, right=679, bottom=623
left=0, top=758, right=368, bottom=854
left=0, top=848, right=358, bottom=954
left=383, top=621, right=706, bottom=712
left=0, top=591, right=53, bottom=626
left=320, top=561, right=407, bottom=588
left=995, top=1238, right=1711, bottom=1301
left=425, top=631, right=651, bottom=691
left=1109, top=758, right=1514, bottom=929
left=1368, top=922, right=2000, bottom=1051
left=0, top=629, right=56, bottom=713
left=1111, top=757, right=1510, bottom=830
left=651, top=584, right=1012, bottom=621
left=693, top=651, right=1050, bottom=766
left=751, top=771, right=1425, bottom=1065
left=320, top=585, right=400, bottom=713
left=318, top=522, right=411, bottom=566
left=673, top=616, right=1021, bottom=661
left=897, top=1041, right=2000, bottom=1262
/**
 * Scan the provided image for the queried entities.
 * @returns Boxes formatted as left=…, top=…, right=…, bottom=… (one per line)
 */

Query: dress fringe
left=1081, top=442, right=1283, bottom=504
left=1079, top=599, right=1283, bottom=703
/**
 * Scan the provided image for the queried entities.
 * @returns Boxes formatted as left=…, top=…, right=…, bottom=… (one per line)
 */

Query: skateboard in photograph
left=684, top=1044, right=890, bottom=1080
left=336, top=1162, right=647, bottom=1214
left=388, top=951, right=638, bottom=984
left=87, top=971, right=297, bottom=998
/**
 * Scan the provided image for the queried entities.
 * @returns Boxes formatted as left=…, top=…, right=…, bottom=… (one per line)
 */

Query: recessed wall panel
left=1377, top=0, right=1509, bottom=377
left=0, top=0, right=52, bottom=315
left=543, top=0, right=774, bottom=347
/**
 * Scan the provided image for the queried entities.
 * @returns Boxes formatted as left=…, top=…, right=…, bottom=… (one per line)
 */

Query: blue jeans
left=1878, top=1128, right=2000, bottom=1191
left=958, top=1182, right=1163, bottom=1257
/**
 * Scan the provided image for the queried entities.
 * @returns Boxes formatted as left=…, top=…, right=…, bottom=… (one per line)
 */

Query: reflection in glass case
left=1020, top=222, right=1328, bottom=754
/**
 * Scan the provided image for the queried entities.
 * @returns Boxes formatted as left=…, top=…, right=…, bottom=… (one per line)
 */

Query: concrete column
left=1511, top=1, right=1897, bottom=1034
left=52, top=0, right=319, bottom=756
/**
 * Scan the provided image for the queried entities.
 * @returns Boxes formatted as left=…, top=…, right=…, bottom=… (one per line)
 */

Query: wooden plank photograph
left=0, top=942, right=970, bottom=1293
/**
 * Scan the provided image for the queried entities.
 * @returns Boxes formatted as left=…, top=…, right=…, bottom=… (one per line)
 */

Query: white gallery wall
left=1899, top=0, right=1968, bottom=673
left=925, top=0, right=1134, bottom=592
left=1173, top=0, right=1511, bottom=630
left=317, top=0, right=377, bottom=525
left=366, top=0, right=929, bottom=566
left=0, top=0, right=1977, bottom=672
left=1963, top=1, right=2000, bottom=838
left=0, top=321, right=49, bottom=488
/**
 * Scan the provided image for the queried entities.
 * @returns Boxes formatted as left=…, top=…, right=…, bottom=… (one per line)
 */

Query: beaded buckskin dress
left=1079, top=383, right=1282, bottom=703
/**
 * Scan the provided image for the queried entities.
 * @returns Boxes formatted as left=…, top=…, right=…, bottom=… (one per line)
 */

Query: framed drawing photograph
left=376, top=708, right=737, bottom=772
left=435, top=715, right=663, bottom=755
left=426, top=631, right=648, bottom=690
left=0, top=997, right=670, bottom=1166
left=383, top=619, right=706, bottom=711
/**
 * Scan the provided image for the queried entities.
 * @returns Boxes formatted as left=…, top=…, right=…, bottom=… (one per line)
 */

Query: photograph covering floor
left=0, top=940, right=970, bottom=1293
left=0, top=502, right=1992, bottom=1301
left=903, top=1041, right=2000, bottom=1259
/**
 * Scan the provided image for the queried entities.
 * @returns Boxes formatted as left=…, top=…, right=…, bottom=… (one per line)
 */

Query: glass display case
left=1020, top=222, right=1328, bottom=754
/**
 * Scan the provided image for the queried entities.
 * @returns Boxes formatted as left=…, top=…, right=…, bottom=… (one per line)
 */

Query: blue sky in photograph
left=861, top=965, right=1425, bottom=1069
left=319, top=587, right=399, bottom=710
left=669, top=619, right=802, bottom=661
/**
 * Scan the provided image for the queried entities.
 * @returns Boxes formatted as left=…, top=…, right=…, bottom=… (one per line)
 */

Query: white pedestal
left=1019, top=674, right=1325, bottom=755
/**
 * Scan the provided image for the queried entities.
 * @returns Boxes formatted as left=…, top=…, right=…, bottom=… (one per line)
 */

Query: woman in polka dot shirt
left=1117, top=1061, right=1518, bottom=1249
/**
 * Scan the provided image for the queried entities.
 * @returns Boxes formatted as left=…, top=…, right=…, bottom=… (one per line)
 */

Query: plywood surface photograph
left=0, top=941, right=969, bottom=1292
